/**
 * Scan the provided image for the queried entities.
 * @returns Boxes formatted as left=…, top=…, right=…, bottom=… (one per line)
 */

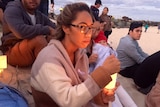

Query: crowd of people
left=0, top=0, right=160, bottom=107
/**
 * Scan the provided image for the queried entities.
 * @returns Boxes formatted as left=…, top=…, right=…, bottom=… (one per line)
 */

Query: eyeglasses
left=70, top=23, right=93, bottom=34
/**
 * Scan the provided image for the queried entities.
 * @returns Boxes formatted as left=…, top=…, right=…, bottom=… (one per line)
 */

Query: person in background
left=86, top=21, right=101, bottom=66
left=100, top=7, right=112, bottom=39
left=90, top=0, right=102, bottom=21
left=38, top=0, right=54, bottom=16
left=0, top=0, right=56, bottom=67
left=48, top=2, right=54, bottom=19
left=116, top=21, right=160, bottom=94
left=144, top=23, right=149, bottom=32
left=157, top=23, right=160, bottom=34
left=0, top=0, right=14, bottom=24
left=31, top=2, right=120, bottom=107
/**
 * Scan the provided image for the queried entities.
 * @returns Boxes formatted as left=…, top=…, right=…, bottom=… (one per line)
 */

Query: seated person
left=0, top=0, right=56, bottom=67
left=89, top=33, right=137, bottom=107
left=116, top=21, right=160, bottom=94
left=30, top=2, right=120, bottom=107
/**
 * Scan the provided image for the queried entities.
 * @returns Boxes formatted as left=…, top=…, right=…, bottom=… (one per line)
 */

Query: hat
left=129, top=21, right=143, bottom=31
left=94, top=31, right=107, bottom=43
left=95, top=0, right=102, bottom=5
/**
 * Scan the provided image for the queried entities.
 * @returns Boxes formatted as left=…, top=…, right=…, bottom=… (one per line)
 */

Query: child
left=89, top=31, right=117, bottom=71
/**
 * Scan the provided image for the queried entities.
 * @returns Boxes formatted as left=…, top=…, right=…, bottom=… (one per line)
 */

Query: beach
left=0, top=26, right=159, bottom=107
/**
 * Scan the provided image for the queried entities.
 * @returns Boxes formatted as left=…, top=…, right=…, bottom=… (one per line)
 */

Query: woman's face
left=64, top=11, right=93, bottom=49
left=103, top=8, right=108, bottom=15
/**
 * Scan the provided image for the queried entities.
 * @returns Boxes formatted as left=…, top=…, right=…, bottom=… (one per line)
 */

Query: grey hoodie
left=0, top=0, right=56, bottom=52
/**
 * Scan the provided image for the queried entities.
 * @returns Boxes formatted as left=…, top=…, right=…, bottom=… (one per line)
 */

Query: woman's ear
left=62, top=25, right=70, bottom=35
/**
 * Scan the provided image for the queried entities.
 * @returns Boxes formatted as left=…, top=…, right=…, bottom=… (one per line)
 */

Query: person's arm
left=32, top=62, right=111, bottom=107
left=4, top=6, right=55, bottom=39
left=32, top=54, right=119, bottom=107
left=137, top=45, right=148, bottom=58
left=123, top=41, right=146, bottom=64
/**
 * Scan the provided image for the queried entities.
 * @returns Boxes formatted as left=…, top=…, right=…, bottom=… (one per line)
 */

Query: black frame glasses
left=70, top=23, right=94, bottom=34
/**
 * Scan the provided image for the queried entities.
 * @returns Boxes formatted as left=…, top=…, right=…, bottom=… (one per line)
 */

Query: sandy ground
left=0, top=26, right=159, bottom=107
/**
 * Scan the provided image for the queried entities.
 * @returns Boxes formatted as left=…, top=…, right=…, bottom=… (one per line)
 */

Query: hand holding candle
left=105, top=73, right=117, bottom=96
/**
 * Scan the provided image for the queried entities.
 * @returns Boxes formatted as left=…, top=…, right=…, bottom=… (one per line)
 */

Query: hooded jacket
left=90, top=5, right=100, bottom=21
left=0, top=0, right=56, bottom=52
left=31, top=39, right=112, bottom=107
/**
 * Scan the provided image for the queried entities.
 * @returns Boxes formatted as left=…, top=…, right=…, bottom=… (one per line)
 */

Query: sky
left=52, top=0, right=160, bottom=22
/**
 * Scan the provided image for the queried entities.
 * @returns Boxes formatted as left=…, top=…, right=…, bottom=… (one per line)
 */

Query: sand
left=0, top=26, right=159, bottom=107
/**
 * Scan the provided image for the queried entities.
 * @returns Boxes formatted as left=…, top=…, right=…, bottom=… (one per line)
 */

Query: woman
left=31, top=2, right=120, bottom=107
left=100, top=7, right=112, bottom=39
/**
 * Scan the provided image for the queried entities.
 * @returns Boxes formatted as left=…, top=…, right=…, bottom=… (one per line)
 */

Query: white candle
left=0, top=55, right=7, bottom=77
left=105, top=73, right=117, bottom=89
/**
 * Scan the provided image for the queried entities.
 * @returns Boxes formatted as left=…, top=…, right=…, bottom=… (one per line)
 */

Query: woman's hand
left=102, top=82, right=120, bottom=104
left=102, top=54, right=120, bottom=75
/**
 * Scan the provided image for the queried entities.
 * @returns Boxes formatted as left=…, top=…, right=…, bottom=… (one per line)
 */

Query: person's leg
left=5, top=36, right=48, bottom=67
left=119, top=64, right=139, bottom=78
left=134, top=51, right=160, bottom=88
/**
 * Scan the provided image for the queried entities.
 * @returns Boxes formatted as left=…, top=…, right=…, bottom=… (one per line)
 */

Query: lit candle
left=104, top=73, right=117, bottom=107
left=105, top=73, right=117, bottom=90
left=0, top=55, right=7, bottom=77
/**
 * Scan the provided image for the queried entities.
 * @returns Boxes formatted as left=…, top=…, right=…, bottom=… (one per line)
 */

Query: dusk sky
left=53, top=0, right=160, bottom=22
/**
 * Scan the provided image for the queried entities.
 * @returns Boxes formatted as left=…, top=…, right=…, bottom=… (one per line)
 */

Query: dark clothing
left=90, top=5, right=99, bottom=21
left=0, top=0, right=56, bottom=53
left=119, top=64, right=139, bottom=78
left=104, top=30, right=112, bottom=38
left=100, top=14, right=112, bottom=38
left=120, top=51, right=160, bottom=89
left=117, top=35, right=160, bottom=93
left=133, top=51, right=160, bottom=88
left=0, top=0, right=14, bottom=11
left=38, top=0, right=54, bottom=16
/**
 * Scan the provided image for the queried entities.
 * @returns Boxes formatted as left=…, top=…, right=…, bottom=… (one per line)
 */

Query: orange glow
left=105, top=73, right=117, bottom=89
left=0, top=55, right=7, bottom=77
